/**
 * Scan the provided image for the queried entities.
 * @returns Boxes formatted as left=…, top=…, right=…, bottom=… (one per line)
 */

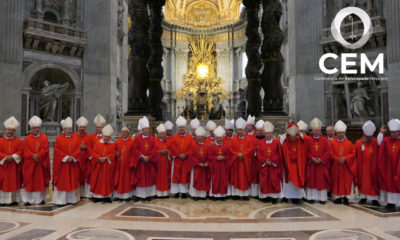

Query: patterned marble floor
left=0, top=198, right=399, bottom=240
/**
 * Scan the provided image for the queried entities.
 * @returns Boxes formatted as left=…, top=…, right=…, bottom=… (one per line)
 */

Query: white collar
left=197, top=142, right=204, bottom=145
left=122, top=137, right=129, bottom=141
left=64, top=134, right=72, bottom=138
left=215, top=142, right=222, bottom=146
left=337, top=138, right=344, bottom=142
left=5, top=135, right=15, bottom=140
left=97, top=133, right=103, bottom=136
left=313, top=136, right=320, bottom=139
left=328, top=136, right=334, bottom=140
left=33, top=133, right=41, bottom=138
left=238, top=135, right=244, bottom=139
left=247, top=131, right=254, bottom=135
left=142, top=134, right=149, bottom=139
left=266, top=138, right=273, bottom=144
left=100, top=139, right=114, bottom=144
left=179, top=133, right=186, bottom=137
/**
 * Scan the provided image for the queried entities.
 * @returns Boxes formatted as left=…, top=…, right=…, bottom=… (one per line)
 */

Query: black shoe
left=343, top=197, right=349, bottom=205
left=334, top=198, right=343, bottom=204
left=358, top=198, right=367, bottom=205
left=291, top=199, right=301, bottom=204
left=232, top=196, right=240, bottom=200
left=281, top=197, right=288, bottom=203
left=181, top=193, right=189, bottom=199
left=385, top=203, right=396, bottom=211
left=308, top=200, right=315, bottom=204
left=0, top=204, right=5, bottom=207
left=240, top=196, right=250, bottom=201
left=319, top=201, right=326, bottom=205
left=174, top=193, right=180, bottom=198
left=24, top=202, right=32, bottom=206
left=192, top=197, right=199, bottom=201
left=372, top=200, right=380, bottom=207
left=8, top=202, right=19, bottom=206
left=220, top=197, right=227, bottom=201
left=145, top=197, right=153, bottom=202
left=133, top=197, right=140, bottom=202
left=271, top=198, right=278, bottom=204
left=40, top=200, right=46, bottom=205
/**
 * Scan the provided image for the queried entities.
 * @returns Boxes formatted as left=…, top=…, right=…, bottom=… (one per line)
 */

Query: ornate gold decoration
left=164, top=0, right=242, bottom=28
left=176, top=35, right=228, bottom=119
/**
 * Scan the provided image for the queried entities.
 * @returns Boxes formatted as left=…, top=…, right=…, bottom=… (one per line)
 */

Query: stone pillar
left=243, top=0, right=262, bottom=117
left=148, top=0, right=166, bottom=120
left=385, top=0, right=400, bottom=119
left=0, top=0, right=24, bottom=135
left=62, top=0, right=71, bottom=26
left=127, top=0, right=151, bottom=115
left=261, top=0, right=284, bottom=115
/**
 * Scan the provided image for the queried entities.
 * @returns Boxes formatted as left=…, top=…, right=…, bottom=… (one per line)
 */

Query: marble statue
left=350, top=82, right=374, bottom=120
left=39, top=80, right=69, bottom=122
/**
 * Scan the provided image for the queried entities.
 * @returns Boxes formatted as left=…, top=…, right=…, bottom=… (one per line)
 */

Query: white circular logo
left=331, top=7, right=373, bottom=50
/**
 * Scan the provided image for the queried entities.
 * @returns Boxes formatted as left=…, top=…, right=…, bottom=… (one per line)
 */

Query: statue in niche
left=39, top=80, right=69, bottom=122
left=350, top=81, right=375, bottom=121
left=183, top=92, right=197, bottom=119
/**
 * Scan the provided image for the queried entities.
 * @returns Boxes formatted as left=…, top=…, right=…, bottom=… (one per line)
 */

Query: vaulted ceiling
left=164, top=0, right=242, bottom=28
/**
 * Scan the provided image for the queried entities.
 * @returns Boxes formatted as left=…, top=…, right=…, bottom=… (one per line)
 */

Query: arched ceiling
left=164, top=0, right=242, bottom=28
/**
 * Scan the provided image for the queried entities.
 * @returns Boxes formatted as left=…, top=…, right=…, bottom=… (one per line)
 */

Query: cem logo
left=319, top=7, right=384, bottom=75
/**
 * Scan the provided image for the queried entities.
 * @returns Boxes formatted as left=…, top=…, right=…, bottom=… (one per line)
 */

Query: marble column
left=148, top=0, right=166, bottom=120
left=261, top=0, right=284, bottom=115
left=243, top=0, right=262, bottom=117
left=127, top=0, right=151, bottom=115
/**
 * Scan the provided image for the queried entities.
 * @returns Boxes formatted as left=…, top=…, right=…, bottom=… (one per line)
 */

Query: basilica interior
left=1, top=0, right=400, bottom=239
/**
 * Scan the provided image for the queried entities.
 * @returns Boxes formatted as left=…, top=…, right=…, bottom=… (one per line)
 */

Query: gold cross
left=267, top=147, right=271, bottom=156
left=144, top=142, right=149, bottom=150
left=392, top=143, right=397, bottom=152
left=218, top=148, right=223, bottom=156
left=240, top=144, right=244, bottom=152
left=200, top=148, right=203, bottom=157
left=314, top=143, right=319, bottom=151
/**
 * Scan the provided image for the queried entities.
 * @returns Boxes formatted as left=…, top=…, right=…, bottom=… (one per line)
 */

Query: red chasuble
left=22, top=134, right=50, bottom=192
left=0, top=137, right=23, bottom=192
left=329, top=139, right=356, bottom=196
left=257, top=139, right=282, bottom=194
left=155, top=137, right=171, bottom=192
left=355, top=138, right=379, bottom=196
left=305, top=136, right=331, bottom=190
left=53, top=134, right=81, bottom=191
left=229, top=135, right=253, bottom=191
left=114, top=137, right=135, bottom=194
left=189, top=142, right=210, bottom=192
left=85, top=133, right=102, bottom=185
left=72, top=132, right=92, bottom=185
left=167, top=134, right=193, bottom=185
left=131, top=134, right=156, bottom=188
left=377, top=137, right=400, bottom=193
left=281, top=136, right=307, bottom=188
left=89, top=141, right=116, bottom=196
left=208, top=142, right=231, bottom=194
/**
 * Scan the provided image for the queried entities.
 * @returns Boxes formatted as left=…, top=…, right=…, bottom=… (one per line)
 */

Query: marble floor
left=0, top=198, right=400, bottom=240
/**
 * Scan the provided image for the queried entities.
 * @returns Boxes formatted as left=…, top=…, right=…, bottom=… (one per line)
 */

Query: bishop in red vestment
left=377, top=119, right=400, bottom=210
left=305, top=118, right=330, bottom=204
left=114, top=127, right=135, bottom=200
left=257, top=121, right=282, bottom=204
left=53, top=117, right=81, bottom=205
left=22, top=116, right=50, bottom=205
left=229, top=117, right=253, bottom=200
left=154, top=124, right=171, bottom=197
left=73, top=116, right=92, bottom=197
left=188, top=127, right=210, bottom=200
left=0, top=117, right=23, bottom=205
left=250, top=120, right=265, bottom=197
left=280, top=122, right=307, bottom=204
left=355, top=120, right=379, bottom=206
left=208, top=126, right=231, bottom=200
left=89, top=124, right=116, bottom=203
left=131, top=117, right=157, bottom=200
left=168, top=116, right=193, bottom=198
left=329, top=120, right=356, bottom=205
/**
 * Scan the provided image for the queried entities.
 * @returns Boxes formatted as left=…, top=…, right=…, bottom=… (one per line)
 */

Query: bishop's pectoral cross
left=144, top=142, right=149, bottom=151
left=267, top=147, right=271, bottom=156
left=392, top=143, right=397, bottom=152
left=218, top=148, right=223, bottom=156
left=314, top=143, right=319, bottom=151
left=240, top=144, right=244, bottom=152
left=200, top=148, right=203, bottom=157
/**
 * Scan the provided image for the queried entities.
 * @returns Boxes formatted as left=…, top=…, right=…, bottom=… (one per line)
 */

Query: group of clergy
left=0, top=114, right=400, bottom=211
